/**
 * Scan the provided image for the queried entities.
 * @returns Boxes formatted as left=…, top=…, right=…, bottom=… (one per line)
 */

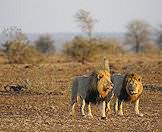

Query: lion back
left=71, top=73, right=97, bottom=104
left=111, top=74, right=125, bottom=96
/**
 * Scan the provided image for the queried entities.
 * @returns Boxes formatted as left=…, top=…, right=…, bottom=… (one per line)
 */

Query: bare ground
left=0, top=54, right=161, bottom=131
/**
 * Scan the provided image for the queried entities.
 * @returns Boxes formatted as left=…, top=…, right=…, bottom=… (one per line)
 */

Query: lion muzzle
left=129, top=90, right=138, bottom=95
left=99, top=81, right=113, bottom=98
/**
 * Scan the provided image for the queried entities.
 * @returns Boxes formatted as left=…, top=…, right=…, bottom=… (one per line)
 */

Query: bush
left=63, top=36, right=97, bottom=64
left=94, top=38, right=123, bottom=54
left=63, top=36, right=123, bottom=63
left=142, top=42, right=159, bottom=54
left=3, top=40, right=42, bottom=64
left=35, top=35, right=55, bottom=54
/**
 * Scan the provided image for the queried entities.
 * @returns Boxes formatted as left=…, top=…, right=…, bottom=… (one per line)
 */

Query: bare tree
left=75, top=9, right=97, bottom=40
left=1, top=26, right=28, bottom=52
left=1, top=26, right=27, bottom=43
left=126, top=20, right=151, bottom=53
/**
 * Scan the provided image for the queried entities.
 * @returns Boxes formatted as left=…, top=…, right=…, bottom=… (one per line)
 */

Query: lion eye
left=138, top=78, right=141, bottom=81
left=103, top=87, right=108, bottom=92
left=110, top=82, right=114, bottom=87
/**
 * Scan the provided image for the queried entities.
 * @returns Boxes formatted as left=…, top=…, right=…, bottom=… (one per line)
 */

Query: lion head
left=90, top=70, right=113, bottom=98
left=124, top=73, right=143, bottom=101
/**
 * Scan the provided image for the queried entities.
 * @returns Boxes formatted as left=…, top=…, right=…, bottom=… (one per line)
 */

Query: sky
left=0, top=0, right=162, bottom=33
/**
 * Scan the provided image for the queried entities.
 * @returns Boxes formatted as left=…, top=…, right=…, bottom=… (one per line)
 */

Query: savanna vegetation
left=0, top=9, right=161, bottom=131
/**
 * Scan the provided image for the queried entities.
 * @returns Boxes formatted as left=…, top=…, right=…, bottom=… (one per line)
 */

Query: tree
left=75, top=9, right=97, bottom=40
left=1, top=26, right=27, bottom=43
left=35, top=34, right=55, bottom=54
left=63, top=36, right=97, bottom=64
left=126, top=20, right=151, bottom=53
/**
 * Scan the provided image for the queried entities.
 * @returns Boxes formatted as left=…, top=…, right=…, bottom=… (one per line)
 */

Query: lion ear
left=97, top=74, right=103, bottom=79
left=131, top=73, right=135, bottom=77
left=138, top=77, right=142, bottom=82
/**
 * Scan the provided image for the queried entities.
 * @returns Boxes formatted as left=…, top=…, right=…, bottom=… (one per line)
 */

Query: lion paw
left=137, top=113, right=143, bottom=117
left=118, top=111, right=124, bottom=116
left=81, top=114, right=85, bottom=117
left=107, top=109, right=112, bottom=114
left=101, top=116, right=106, bottom=120
left=70, top=111, right=74, bottom=116
left=87, top=114, right=93, bottom=118
left=106, top=108, right=111, bottom=112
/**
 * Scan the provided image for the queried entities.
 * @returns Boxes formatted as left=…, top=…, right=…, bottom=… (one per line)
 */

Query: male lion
left=112, top=73, right=143, bottom=116
left=70, top=59, right=113, bottom=119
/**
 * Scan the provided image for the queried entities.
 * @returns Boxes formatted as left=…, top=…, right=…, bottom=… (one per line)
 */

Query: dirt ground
left=0, top=54, right=161, bottom=131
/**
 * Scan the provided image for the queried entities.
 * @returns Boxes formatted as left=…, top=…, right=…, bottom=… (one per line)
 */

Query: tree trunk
left=136, top=43, right=140, bottom=53
left=88, top=30, right=92, bottom=42
left=81, top=56, right=85, bottom=64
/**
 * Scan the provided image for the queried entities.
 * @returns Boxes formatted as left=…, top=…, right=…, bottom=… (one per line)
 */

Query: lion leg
left=101, top=101, right=106, bottom=119
left=118, top=100, right=124, bottom=116
left=106, top=101, right=111, bottom=113
left=114, top=97, right=118, bottom=113
left=87, top=103, right=93, bottom=118
left=106, top=91, right=114, bottom=113
left=81, top=99, right=85, bottom=116
left=134, top=99, right=143, bottom=117
left=70, top=94, right=78, bottom=116
left=70, top=103, right=76, bottom=116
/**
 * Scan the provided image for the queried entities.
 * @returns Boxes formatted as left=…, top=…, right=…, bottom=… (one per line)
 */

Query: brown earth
left=0, top=54, right=161, bottom=131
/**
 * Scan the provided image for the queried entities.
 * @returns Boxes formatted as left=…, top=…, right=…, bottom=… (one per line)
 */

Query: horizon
left=0, top=0, right=162, bottom=33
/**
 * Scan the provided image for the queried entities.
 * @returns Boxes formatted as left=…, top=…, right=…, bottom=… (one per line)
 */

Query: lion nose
left=109, top=82, right=113, bottom=88
left=129, top=90, right=134, bottom=94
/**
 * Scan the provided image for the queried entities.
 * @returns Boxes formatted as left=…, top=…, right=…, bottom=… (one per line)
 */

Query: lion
left=70, top=59, right=113, bottom=119
left=111, top=73, right=143, bottom=116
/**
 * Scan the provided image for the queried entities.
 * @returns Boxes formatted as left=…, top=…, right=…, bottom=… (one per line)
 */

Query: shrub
left=63, top=36, right=97, bottom=64
left=63, top=36, right=123, bottom=63
left=35, top=35, right=55, bottom=54
left=142, top=42, right=159, bottom=54
left=3, top=40, right=42, bottom=64
left=94, top=38, right=124, bottom=54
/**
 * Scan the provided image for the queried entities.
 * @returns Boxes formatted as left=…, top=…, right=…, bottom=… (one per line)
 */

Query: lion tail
left=103, top=57, right=110, bottom=72
left=71, top=78, right=79, bottom=105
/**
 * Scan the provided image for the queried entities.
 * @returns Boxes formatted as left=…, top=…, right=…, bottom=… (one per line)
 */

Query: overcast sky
left=0, top=0, right=162, bottom=33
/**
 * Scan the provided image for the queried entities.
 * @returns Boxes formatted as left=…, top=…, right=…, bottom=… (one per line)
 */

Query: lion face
left=125, top=73, right=143, bottom=96
left=96, top=70, right=113, bottom=98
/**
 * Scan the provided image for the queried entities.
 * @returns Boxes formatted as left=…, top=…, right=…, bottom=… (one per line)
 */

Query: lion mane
left=119, top=73, right=143, bottom=102
left=86, top=70, right=112, bottom=103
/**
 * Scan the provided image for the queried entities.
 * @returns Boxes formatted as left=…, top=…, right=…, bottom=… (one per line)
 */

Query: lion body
left=70, top=70, right=112, bottom=118
left=71, top=74, right=99, bottom=104
left=111, top=73, right=144, bottom=116
left=112, top=74, right=143, bottom=102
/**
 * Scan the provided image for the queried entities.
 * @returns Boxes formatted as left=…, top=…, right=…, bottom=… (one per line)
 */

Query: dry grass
left=0, top=53, right=161, bottom=131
